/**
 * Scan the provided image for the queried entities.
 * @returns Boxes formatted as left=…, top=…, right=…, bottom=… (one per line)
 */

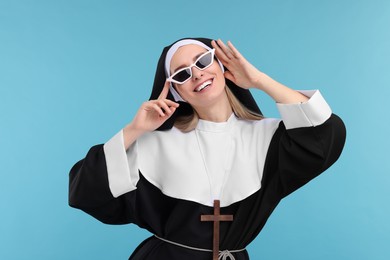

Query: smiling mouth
left=194, top=79, right=213, bottom=92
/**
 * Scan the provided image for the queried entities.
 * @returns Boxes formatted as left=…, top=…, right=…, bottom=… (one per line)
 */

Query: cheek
left=211, top=63, right=225, bottom=81
left=173, top=84, right=190, bottom=98
left=216, top=69, right=226, bottom=85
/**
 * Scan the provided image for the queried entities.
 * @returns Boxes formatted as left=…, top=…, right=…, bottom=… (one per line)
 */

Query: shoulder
left=228, top=117, right=283, bottom=153
left=147, top=126, right=188, bottom=138
left=137, top=126, right=191, bottom=146
left=235, top=117, right=282, bottom=136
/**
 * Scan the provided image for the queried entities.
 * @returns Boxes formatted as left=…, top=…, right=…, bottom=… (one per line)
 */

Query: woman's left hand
left=211, top=39, right=262, bottom=89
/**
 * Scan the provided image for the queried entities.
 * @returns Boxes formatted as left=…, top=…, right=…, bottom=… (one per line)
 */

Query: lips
left=194, top=78, right=213, bottom=92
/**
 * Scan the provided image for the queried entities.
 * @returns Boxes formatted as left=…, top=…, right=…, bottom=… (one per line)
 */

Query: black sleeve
left=68, top=144, right=135, bottom=225
left=264, top=114, right=346, bottom=198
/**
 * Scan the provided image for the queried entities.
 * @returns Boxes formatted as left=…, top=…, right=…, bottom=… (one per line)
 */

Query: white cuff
left=103, top=130, right=138, bottom=197
left=276, top=90, right=332, bottom=130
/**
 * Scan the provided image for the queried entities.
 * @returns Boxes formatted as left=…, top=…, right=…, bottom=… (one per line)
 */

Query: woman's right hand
left=123, top=81, right=179, bottom=149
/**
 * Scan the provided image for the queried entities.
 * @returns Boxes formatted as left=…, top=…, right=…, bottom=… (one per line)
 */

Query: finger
left=158, top=80, right=171, bottom=100
left=217, top=39, right=235, bottom=59
left=163, top=106, right=178, bottom=120
left=156, top=99, right=172, bottom=114
left=161, top=103, right=178, bottom=119
left=164, top=99, right=180, bottom=108
left=151, top=103, right=166, bottom=117
left=224, top=71, right=235, bottom=83
left=227, top=41, right=242, bottom=59
left=169, top=105, right=178, bottom=115
left=212, top=40, right=230, bottom=63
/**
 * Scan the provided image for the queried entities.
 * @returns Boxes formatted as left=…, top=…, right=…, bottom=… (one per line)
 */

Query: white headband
left=164, top=39, right=225, bottom=102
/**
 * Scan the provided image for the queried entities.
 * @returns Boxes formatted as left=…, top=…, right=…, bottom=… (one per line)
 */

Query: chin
left=192, top=87, right=228, bottom=108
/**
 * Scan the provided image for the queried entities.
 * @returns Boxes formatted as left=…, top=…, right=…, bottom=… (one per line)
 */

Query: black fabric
left=69, top=145, right=136, bottom=225
left=69, top=114, right=346, bottom=259
left=149, top=37, right=262, bottom=131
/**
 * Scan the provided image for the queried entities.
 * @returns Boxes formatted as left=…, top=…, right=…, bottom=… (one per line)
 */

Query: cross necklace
left=195, top=129, right=235, bottom=260
left=201, top=200, right=233, bottom=260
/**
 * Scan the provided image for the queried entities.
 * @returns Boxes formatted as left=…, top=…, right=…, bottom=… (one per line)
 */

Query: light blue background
left=1, top=0, right=389, bottom=259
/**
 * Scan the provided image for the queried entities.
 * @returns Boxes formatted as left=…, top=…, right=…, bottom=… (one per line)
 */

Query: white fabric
left=169, top=84, right=186, bottom=102
left=164, top=39, right=225, bottom=102
left=103, top=131, right=138, bottom=197
left=103, top=90, right=332, bottom=205
left=134, top=114, right=279, bottom=207
left=277, top=90, right=332, bottom=129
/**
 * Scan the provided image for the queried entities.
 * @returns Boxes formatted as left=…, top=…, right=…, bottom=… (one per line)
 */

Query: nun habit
left=69, top=37, right=346, bottom=259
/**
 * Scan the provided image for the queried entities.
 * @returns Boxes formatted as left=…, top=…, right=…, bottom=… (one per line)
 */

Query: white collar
left=196, top=113, right=237, bottom=132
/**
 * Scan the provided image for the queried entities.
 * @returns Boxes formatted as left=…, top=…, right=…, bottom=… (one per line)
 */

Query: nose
left=191, top=66, right=204, bottom=80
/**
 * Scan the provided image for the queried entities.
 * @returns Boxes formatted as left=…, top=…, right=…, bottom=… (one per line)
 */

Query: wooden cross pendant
left=201, top=200, right=233, bottom=260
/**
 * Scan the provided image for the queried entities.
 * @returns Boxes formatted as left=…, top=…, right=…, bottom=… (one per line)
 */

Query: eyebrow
left=172, top=51, right=206, bottom=74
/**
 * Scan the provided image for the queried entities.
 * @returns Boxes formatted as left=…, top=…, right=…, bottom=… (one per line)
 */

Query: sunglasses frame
left=167, top=49, right=216, bottom=85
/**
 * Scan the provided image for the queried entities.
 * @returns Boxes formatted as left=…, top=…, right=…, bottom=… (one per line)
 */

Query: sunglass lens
left=172, top=68, right=191, bottom=83
left=196, top=52, right=213, bottom=69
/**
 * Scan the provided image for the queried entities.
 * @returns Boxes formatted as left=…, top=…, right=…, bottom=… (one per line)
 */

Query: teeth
left=195, top=80, right=212, bottom=92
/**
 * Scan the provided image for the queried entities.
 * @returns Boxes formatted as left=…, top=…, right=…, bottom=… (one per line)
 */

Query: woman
left=69, top=37, right=346, bottom=259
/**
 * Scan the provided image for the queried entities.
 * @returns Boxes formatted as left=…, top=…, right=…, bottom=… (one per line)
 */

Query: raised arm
left=69, top=80, right=179, bottom=223
left=211, top=39, right=308, bottom=104
left=123, top=80, right=179, bottom=149
left=212, top=39, right=346, bottom=196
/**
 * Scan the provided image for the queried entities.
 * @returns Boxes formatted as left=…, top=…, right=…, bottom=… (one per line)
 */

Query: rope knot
left=219, top=250, right=235, bottom=260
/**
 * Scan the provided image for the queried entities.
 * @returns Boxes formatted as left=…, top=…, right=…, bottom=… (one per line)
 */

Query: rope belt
left=154, top=235, right=246, bottom=260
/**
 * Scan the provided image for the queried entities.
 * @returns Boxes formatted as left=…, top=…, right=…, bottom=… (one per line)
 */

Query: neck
left=194, top=92, right=233, bottom=122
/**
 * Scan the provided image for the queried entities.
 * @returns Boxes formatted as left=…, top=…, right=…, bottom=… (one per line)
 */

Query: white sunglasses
left=167, top=49, right=215, bottom=85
